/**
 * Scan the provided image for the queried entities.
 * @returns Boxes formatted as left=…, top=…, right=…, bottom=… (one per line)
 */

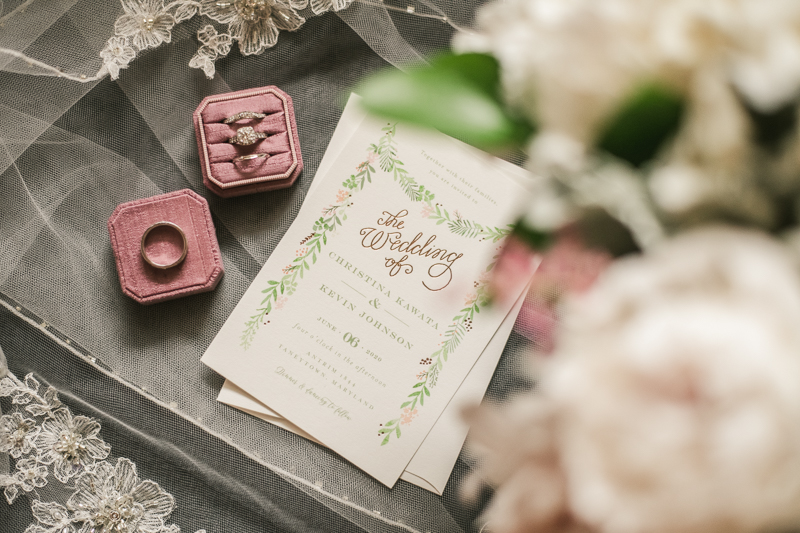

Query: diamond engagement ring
left=224, top=111, right=267, bottom=124
left=228, top=126, right=268, bottom=146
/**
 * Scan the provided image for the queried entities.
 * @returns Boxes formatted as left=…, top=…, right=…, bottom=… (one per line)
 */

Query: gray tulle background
left=0, top=1, right=538, bottom=531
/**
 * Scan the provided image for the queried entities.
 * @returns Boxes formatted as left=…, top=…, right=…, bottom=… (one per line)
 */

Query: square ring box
left=193, top=86, right=303, bottom=197
left=108, top=189, right=224, bottom=305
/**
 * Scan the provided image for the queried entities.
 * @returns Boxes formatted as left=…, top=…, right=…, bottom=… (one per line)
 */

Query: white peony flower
left=458, top=0, right=800, bottom=235
left=470, top=227, right=800, bottom=533
left=455, top=0, right=658, bottom=143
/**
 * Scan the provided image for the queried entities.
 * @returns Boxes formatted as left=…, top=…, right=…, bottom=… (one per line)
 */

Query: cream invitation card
left=217, top=96, right=535, bottom=494
left=202, top=96, right=531, bottom=487
left=217, top=287, right=526, bottom=494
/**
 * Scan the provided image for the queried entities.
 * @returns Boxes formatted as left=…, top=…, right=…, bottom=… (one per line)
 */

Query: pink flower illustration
left=282, top=265, right=294, bottom=274
left=400, top=407, right=418, bottom=426
left=367, top=151, right=378, bottom=164
left=421, top=204, right=434, bottom=218
left=295, top=247, right=308, bottom=258
left=274, top=296, right=289, bottom=310
left=335, top=189, right=350, bottom=203
left=416, top=371, right=428, bottom=380
left=464, top=292, right=477, bottom=305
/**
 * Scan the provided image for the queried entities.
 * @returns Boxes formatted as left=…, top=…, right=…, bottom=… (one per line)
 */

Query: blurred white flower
left=455, top=0, right=653, bottom=143
left=469, top=227, right=800, bottom=533
left=458, top=0, right=800, bottom=236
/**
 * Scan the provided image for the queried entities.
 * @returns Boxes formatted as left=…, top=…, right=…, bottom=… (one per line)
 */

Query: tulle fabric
left=0, top=1, right=546, bottom=532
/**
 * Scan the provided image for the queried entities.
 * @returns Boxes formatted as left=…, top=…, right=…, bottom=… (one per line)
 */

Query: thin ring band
left=140, top=221, right=188, bottom=270
left=224, top=111, right=267, bottom=124
left=228, top=126, right=268, bottom=146
left=233, top=152, right=269, bottom=163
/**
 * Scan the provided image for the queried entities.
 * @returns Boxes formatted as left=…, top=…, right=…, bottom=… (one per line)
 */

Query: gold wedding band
left=233, top=152, right=269, bottom=163
left=140, top=221, right=188, bottom=270
left=224, top=111, right=267, bottom=124
left=228, top=126, right=268, bottom=146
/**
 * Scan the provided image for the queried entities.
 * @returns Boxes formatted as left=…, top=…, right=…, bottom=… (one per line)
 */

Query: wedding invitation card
left=202, top=95, right=533, bottom=488
left=217, top=288, right=526, bottom=494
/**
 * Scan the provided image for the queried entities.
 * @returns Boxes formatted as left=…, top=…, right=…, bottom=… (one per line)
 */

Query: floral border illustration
left=239, top=123, right=512, bottom=444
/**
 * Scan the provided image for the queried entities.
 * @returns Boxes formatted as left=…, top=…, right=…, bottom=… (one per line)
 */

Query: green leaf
left=512, top=221, right=552, bottom=251
left=395, top=426, right=401, bottom=438
left=413, top=382, right=425, bottom=388
left=267, top=280, right=279, bottom=285
left=597, top=82, right=685, bottom=168
left=423, top=386, right=430, bottom=397
left=429, top=52, right=503, bottom=99
left=401, top=401, right=411, bottom=408
left=381, top=434, right=391, bottom=446
left=357, top=53, right=534, bottom=150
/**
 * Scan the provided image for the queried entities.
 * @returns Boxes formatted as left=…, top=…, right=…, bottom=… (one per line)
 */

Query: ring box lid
left=193, top=86, right=303, bottom=197
left=108, top=189, right=224, bottom=305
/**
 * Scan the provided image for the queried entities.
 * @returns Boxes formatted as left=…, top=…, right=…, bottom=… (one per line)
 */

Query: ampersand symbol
left=369, top=298, right=381, bottom=309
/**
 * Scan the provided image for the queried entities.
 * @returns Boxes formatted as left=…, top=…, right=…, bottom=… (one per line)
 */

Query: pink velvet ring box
left=193, top=86, right=303, bottom=198
left=108, top=189, right=224, bottom=305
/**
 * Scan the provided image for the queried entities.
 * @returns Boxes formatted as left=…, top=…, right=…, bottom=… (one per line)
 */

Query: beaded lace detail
left=0, top=371, right=206, bottom=533
left=101, top=0, right=353, bottom=80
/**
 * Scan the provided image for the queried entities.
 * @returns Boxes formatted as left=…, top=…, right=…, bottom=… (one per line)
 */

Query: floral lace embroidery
left=101, top=0, right=352, bottom=80
left=0, top=371, right=206, bottom=533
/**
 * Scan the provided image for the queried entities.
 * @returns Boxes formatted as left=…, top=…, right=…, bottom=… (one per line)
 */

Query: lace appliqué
left=0, top=371, right=206, bottom=533
left=102, top=0, right=353, bottom=80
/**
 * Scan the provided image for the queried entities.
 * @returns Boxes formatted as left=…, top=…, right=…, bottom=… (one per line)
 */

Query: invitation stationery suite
left=202, top=95, right=532, bottom=487
left=217, top=96, right=535, bottom=494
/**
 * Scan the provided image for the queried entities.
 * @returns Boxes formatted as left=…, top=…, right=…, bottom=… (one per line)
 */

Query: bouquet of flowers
left=360, top=1, right=800, bottom=531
